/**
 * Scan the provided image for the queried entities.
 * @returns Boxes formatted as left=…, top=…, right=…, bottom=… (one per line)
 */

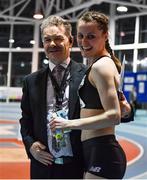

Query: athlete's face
left=42, top=25, right=72, bottom=64
left=77, top=20, right=108, bottom=60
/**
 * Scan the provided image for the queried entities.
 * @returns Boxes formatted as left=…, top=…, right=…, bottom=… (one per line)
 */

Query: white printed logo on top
left=89, top=166, right=101, bottom=173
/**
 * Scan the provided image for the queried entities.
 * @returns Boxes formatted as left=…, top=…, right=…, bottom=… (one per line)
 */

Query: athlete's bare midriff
left=80, top=108, right=115, bottom=142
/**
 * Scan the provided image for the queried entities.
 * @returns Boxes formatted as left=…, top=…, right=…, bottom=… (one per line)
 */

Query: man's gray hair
left=40, top=15, right=72, bottom=38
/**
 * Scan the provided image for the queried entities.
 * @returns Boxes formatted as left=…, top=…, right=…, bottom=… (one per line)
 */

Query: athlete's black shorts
left=82, top=135, right=127, bottom=179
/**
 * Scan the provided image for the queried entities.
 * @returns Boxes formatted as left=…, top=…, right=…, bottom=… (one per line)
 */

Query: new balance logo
left=89, top=166, right=101, bottom=173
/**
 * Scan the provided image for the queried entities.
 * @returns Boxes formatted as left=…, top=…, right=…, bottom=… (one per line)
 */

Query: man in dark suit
left=20, top=15, right=86, bottom=179
left=20, top=15, right=133, bottom=179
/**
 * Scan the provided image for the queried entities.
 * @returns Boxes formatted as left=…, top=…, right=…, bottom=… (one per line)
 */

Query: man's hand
left=119, top=91, right=131, bottom=118
left=30, top=141, right=54, bottom=166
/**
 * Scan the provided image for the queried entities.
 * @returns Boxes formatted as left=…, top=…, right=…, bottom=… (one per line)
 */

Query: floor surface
left=0, top=103, right=147, bottom=179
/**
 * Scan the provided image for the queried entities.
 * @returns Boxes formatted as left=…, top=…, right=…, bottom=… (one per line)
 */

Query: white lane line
left=0, top=125, right=16, bottom=135
left=117, top=135, right=144, bottom=166
left=131, top=171, right=147, bottom=179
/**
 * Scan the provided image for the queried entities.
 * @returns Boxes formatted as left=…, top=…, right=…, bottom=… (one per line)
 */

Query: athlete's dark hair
left=78, top=11, right=121, bottom=73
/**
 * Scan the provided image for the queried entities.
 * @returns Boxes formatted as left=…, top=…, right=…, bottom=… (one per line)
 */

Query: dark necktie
left=52, top=65, right=65, bottom=86
left=51, top=65, right=66, bottom=152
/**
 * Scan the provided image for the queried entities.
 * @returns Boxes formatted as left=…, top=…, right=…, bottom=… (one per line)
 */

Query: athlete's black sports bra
left=79, top=56, right=118, bottom=109
left=79, top=66, right=103, bottom=109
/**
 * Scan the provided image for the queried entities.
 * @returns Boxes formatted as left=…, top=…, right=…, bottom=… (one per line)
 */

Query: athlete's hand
left=119, top=91, right=131, bottom=118
left=49, top=117, right=69, bottom=131
left=30, top=141, right=54, bottom=166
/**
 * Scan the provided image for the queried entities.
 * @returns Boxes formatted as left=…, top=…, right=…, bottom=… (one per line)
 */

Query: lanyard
left=48, top=62, right=71, bottom=111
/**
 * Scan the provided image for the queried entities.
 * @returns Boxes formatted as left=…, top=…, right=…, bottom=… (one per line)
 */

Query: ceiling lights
left=30, top=40, right=35, bottom=45
left=33, top=13, right=43, bottom=20
left=9, top=39, right=15, bottom=43
left=117, top=6, right=128, bottom=12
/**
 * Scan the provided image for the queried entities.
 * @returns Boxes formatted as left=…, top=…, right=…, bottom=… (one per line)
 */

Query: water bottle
left=51, top=112, right=66, bottom=151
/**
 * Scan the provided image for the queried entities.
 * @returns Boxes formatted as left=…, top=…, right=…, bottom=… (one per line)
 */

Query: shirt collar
left=48, top=57, right=70, bottom=71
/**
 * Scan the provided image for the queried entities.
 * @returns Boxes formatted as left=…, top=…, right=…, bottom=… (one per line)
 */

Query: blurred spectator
left=129, top=86, right=137, bottom=115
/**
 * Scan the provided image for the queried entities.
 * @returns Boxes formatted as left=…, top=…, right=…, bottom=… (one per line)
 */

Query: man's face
left=42, top=25, right=72, bottom=64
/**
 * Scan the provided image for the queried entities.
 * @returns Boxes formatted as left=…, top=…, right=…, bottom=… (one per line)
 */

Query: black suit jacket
left=20, top=60, right=87, bottom=159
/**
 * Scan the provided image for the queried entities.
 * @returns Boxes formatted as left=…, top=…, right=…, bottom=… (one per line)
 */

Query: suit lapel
left=36, top=67, right=49, bottom=121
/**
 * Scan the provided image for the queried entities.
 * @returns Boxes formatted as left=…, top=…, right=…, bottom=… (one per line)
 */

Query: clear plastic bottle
left=51, top=112, right=66, bottom=151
